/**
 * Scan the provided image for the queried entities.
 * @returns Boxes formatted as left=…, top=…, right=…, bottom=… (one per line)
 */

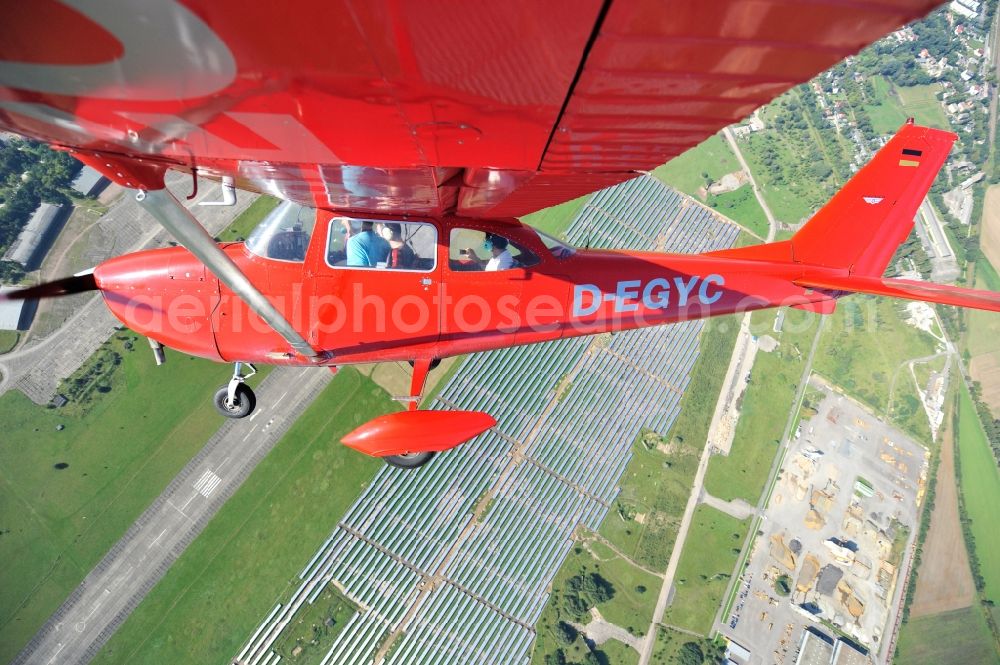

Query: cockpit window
left=245, top=201, right=316, bottom=263
left=326, top=219, right=437, bottom=272
left=535, top=229, right=576, bottom=259
left=448, top=228, right=540, bottom=271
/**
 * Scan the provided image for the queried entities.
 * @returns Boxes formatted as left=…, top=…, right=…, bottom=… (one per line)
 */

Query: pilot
left=346, top=220, right=390, bottom=267
left=465, top=233, right=513, bottom=271
left=380, top=222, right=415, bottom=269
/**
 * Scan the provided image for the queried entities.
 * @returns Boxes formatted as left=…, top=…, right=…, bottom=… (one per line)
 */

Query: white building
left=0, top=286, right=27, bottom=330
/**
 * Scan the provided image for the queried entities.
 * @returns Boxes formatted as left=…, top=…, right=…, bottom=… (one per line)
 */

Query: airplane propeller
left=0, top=272, right=98, bottom=301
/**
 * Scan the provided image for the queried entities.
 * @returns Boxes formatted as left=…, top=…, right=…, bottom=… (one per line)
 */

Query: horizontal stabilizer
left=795, top=275, right=1000, bottom=313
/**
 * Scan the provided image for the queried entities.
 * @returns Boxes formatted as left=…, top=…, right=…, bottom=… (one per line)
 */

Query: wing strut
left=136, top=188, right=323, bottom=359
left=73, top=151, right=325, bottom=361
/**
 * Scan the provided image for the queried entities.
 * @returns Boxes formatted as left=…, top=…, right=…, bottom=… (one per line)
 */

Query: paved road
left=0, top=178, right=255, bottom=402
left=637, top=362, right=733, bottom=664
left=723, top=126, right=777, bottom=242
left=700, top=492, right=756, bottom=521
left=12, top=367, right=333, bottom=665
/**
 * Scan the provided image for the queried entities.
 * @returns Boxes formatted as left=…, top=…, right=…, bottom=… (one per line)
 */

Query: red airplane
left=1, top=0, right=994, bottom=468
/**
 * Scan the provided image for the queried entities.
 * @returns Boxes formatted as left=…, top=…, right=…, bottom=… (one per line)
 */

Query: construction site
left=722, top=379, right=928, bottom=665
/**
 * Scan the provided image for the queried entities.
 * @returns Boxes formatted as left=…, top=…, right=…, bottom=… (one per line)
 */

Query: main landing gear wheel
left=213, top=383, right=256, bottom=418
left=214, top=361, right=258, bottom=419
left=384, top=452, right=435, bottom=469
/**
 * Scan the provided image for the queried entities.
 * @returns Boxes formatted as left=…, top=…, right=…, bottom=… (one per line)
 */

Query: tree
left=555, top=621, right=577, bottom=646
left=582, top=650, right=609, bottom=665
left=679, top=641, right=705, bottom=665
left=544, top=649, right=567, bottom=665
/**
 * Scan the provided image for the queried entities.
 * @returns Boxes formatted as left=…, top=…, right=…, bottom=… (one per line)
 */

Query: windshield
left=535, top=229, right=576, bottom=259
left=245, top=201, right=316, bottom=262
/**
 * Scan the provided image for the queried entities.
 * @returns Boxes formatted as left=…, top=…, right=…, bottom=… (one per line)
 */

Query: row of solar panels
left=234, top=175, right=741, bottom=665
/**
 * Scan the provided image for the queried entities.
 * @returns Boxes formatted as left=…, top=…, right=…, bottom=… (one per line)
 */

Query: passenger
left=465, top=234, right=513, bottom=271
left=380, top=222, right=415, bottom=269
left=346, top=220, right=390, bottom=267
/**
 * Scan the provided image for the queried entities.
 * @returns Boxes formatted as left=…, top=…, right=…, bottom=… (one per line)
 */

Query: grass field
left=704, top=307, right=819, bottom=504
left=217, top=195, right=280, bottom=242
left=600, top=315, right=740, bottom=570
left=895, top=606, right=999, bottom=665
left=706, top=185, right=769, bottom=239
left=957, top=382, right=1000, bottom=603
left=866, top=77, right=949, bottom=135
left=92, top=368, right=388, bottom=665
left=530, top=544, right=657, bottom=665
left=866, top=76, right=910, bottom=135
left=0, top=335, right=264, bottom=663
left=813, top=295, right=938, bottom=442
left=0, top=329, right=18, bottom=353
left=662, top=505, right=749, bottom=635
left=271, top=586, right=358, bottom=665
left=521, top=195, right=590, bottom=240
left=652, top=625, right=724, bottom=665
left=652, top=134, right=741, bottom=197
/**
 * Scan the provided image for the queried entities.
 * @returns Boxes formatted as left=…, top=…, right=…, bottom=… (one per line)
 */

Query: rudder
left=790, top=120, right=956, bottom=276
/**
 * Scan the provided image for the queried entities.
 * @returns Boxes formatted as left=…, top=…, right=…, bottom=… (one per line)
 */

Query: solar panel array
left=235, top=175, right=741, bottom=665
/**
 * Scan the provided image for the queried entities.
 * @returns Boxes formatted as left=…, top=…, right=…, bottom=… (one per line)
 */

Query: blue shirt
left=346, top=230, right=390, bottom=267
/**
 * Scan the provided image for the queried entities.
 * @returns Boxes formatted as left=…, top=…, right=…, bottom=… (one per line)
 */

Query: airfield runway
left=13, top=367, right=333, bottom=665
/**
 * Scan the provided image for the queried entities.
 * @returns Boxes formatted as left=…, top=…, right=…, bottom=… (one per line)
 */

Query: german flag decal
left=899, top=147, right=922, bottom=167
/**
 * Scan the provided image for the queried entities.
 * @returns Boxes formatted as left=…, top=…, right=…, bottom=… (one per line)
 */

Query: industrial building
left=70, top=165, right=108, bottom=197
left=0, top=285, right=29, bottom=330
left=3, top=202, right=67, bottom=269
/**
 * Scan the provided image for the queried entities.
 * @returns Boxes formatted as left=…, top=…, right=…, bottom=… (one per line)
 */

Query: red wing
left=0, top=0, right=942, bottom=217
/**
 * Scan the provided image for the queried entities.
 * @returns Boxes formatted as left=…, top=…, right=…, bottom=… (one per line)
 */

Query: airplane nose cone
left=94, top=247, right=223, bottom=361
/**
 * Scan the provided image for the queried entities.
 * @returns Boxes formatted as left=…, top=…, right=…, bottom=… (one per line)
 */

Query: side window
left=448, top=228, right=540, bottom=272
left=327, top=219, right=437, bottom=271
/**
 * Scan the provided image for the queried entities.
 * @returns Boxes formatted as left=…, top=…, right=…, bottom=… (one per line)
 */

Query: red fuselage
left=92, top=213, right=834, bottom=366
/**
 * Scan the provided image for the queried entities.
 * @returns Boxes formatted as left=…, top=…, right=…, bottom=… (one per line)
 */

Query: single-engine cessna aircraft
left=1, top=0, right=995, bottom=468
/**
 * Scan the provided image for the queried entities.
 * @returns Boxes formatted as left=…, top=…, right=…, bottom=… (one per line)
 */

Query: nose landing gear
left=213, top=361, right=257, bottom=419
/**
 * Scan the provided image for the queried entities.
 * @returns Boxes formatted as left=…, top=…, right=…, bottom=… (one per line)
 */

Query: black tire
left=384, top=451, right=435, bottom=469
left=213, top=383, right=256, bottom=418
left=407, top=358, right=442, bottom=371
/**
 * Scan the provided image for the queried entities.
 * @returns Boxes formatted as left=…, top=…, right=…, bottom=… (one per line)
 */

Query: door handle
left=420, top=278, right=432, bottom=286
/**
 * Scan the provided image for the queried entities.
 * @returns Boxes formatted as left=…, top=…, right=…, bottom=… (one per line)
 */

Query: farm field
left=92, top=368, right=388, bottom=665
left=908, top=395, right=976, bottom=618
left=969, top=186, right=1000, bottom=415
left=956, top=383, right=1000, bottom=602
left=895, top=606, right=999, bottom=665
